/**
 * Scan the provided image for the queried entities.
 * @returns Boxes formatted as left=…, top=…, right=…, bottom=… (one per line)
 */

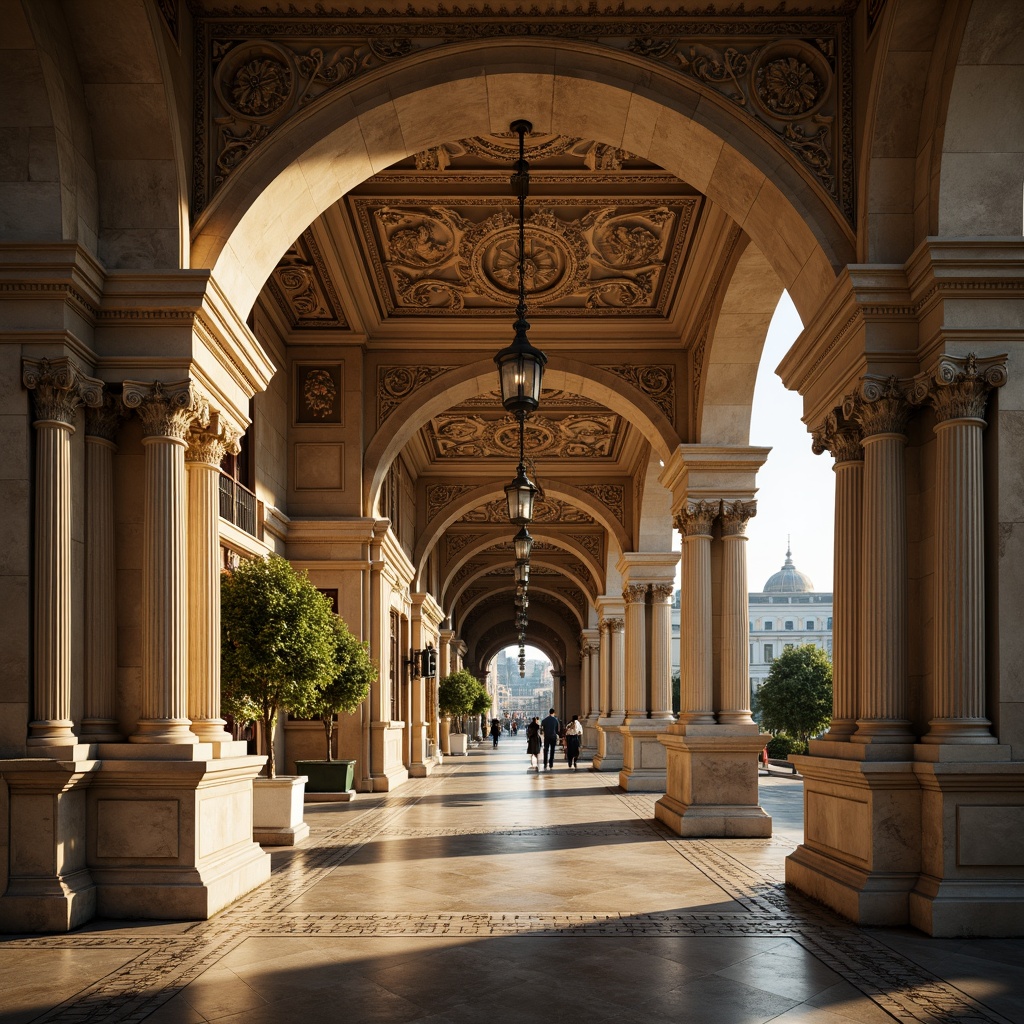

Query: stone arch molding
left=194, top=40, right=847, bottom=326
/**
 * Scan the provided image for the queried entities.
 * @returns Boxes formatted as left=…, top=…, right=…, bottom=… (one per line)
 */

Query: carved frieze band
left=23, top=358, right=104, bottom=426
left=122, top=380, right=209, bottom=440
left=378, top=365, right=454, bottom=426
left=193, top=12, right=853, bottom=223
left=429, top=412, right=620, bottom=461
left=461, top=497, right=595, bottom=525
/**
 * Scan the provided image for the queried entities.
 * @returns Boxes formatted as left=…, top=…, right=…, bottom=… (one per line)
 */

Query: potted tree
left=221, top=554, right=336, bottom=845
left=438, top=669, right=477, bottom=755
left=469, top=682, right=492, bottom=745
left=293, top=616, right=376, bottom=799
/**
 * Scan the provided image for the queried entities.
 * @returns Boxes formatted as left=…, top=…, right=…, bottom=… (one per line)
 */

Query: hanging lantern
left=505, top=462, right=538, bottom=524
left=513, top=526, right=533, bottom=562
left=513, top=559, right=530, bottom=585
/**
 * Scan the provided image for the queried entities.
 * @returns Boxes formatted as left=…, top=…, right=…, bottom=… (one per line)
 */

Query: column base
left=409, top=761, right=434, bottom=778
left=785, top=754, right=921, bottom=927
left=590, top=716, right=624, bottom=772
left=655, top=725, right=771, bottom=838
left=618, top=720, right=669, bottom=792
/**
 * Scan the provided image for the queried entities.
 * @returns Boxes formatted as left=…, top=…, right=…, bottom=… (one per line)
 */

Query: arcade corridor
left=2, top=747, right=1022, bottom=1024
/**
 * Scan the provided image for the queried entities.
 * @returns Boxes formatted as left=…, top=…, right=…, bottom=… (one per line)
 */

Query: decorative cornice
left=23, top=358, right=103, bottom=426
left=122, top=380, right=209, bottom=440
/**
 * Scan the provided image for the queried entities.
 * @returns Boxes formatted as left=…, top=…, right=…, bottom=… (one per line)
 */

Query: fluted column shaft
left=719, top=501, right=756, bottom=724
left=186, top=421, right=239, bottom=744
left=82, top=398, right=122, bottom=740
left=851, top=385, right=913, bottom=743
left=594, top=624, right=606, bottom=716
left=912, top=355, right=1006, bottom=743
left=608, top=618, right=625, bottom=717
left=649, top=583, right=675, bottom=720
left=23, top=359, right=102, bottom=747
left=623, top=584, right=648, bottom=719
left=578, top=641, right=591, bottom=719
left=124, top=381, right=206, bottom=744
left=676, top=502, right=717, bottom=724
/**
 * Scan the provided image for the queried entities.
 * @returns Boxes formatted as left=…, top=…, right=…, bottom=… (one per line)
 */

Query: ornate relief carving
left=295, top=364, right=343, bottom=424
left=450, top=561, right=484, bottom=590
left=577, top=484, right=625, bottom=525
left=720, top=500, right=757, bottom=537
left=23, top=358, right=103, bottom=426
left=85, top=391, right=125, bottom=443
left=556, top=586, right=587, bottom=619
left=267, top=231, right=346, bottom=329
left=600, top=365, right=675, bottom=423
left=429, top=412, right=619, bottom=460
left=605, top=617, right=625, bottom=633
left=444, top=532, right=478, bottom=559
left=122, top=380, right=209, bottom=440
left=186, top=417, right=242, bottom=466
left=571, top=533, right=604, bottom=562
left=461, top=497, right=595, bottom=525
left=908, top=352, right=1008, bottom=423
left=426, top=483, right=476, bottom=521
left=650, top=582, right=675, bottom=602
left=811, top=408, right=862, bottom=464
left=378, top=365, right=455, bottom=425
left=623, top=583, right=648, bottom=604
left=193, top=13, right=853, bottom=224
left=358, top=200, right=691, bottom=316
left=844, top=376, right=910, bottom=438
left=673, top=500, right=719, bottom=537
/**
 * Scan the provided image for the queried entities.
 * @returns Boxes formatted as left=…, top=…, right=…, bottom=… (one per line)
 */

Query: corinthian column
left=579, top=639, right=591, bottom=719
left=649, top=583, right=675, bottom=720
left=186, top=416, right=240, bottom=745
left=623, top=584, right=648, bottom=720
left=910, top=354, right=1007, bottom=744
left=123, top=380, right=208, bottom=744
left=676, top=501, right=717, bottom=724
left=812, top=410, right=863, bottom=740
left=847, top=378, right=914, bottom=745
left=23, top=358, right=102, bottom=748
left=594, top=623, right=606, bottom=717
left=82, top=394, right=124, bottom=741
left=608, top=617, right=625, bottom=717
left=718, top=501, right=757, bottom=725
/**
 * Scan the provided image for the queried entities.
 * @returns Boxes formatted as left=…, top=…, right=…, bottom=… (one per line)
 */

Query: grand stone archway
left=1, top=0, right=1023, bottom=939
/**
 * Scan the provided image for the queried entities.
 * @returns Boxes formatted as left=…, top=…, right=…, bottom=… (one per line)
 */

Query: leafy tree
left=752, top=644, right=833, bottom=745
left=438, top=669, right=479, bottom=733
left=470, top=679, right=492, bottom=738
left=221, top=555, right=336, bottom=778
left=292, top=616, right=376, bottom=761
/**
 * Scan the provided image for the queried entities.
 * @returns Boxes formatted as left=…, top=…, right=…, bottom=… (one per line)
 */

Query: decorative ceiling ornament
left=356, top=198, right=694, bottom=317
left=599, top=364, right=675, bottom=424
left=461, top=132, right=583, bottom=163
left=577, top=484, right=626, bottom=526
left=267, top=231, right=346, bottom=329
left=377, top=365, right=455, bottom=425
left=461, top=497, right=595, bottom=525
left=427, top=412, right=619, bottom=460
left=425, top=482, right=476, bottom=521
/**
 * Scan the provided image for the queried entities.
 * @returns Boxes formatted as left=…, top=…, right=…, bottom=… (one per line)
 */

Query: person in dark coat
left=525, top=716, right=541, bottom=771
left=489, top=718, right=501, bottom=748
left=541, top=708, right=560, bottom=770
left=564, top=714, right=584, bottom=770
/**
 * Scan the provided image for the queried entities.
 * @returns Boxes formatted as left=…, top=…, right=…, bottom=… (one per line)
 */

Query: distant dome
left=763, top=546, right=815, bottom=594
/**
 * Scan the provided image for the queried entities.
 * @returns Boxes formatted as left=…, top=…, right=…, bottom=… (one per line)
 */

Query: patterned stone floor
left=2, top=744, right=1023, bottom=1024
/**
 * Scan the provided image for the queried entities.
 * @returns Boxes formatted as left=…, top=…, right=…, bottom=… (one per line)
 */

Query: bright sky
left=746, top=292, right=834, bottom=592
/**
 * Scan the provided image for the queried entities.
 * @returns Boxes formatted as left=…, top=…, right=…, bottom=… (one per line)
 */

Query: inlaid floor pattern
left=2, top=744, right=1023, bottom=1024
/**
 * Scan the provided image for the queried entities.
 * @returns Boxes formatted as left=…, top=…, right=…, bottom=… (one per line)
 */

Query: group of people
left=524, top=709, right=584, bottom=771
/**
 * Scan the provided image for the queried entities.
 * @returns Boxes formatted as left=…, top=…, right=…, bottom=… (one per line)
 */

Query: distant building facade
left=671, top=547, right=833, bottom=702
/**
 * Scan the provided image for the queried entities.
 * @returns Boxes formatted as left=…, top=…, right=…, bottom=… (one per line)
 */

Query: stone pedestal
left=591, top=716, right=624, bottom=772
left=617, top=721, right=668, bottom=791
left=0, top=759, right=97, bottom=933
left=785, top=753, right=922, bottom=925
left=252, top=775, right=310, bottom=848
left=655, top=725, right=771, bottom=837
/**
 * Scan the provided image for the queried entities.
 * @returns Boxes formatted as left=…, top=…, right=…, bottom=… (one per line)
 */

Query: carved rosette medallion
left=673, top=500, right=719, bottom=537
left=845, top=376, right=910, bottom=438
left=811, top=408, right=863, bottom=464
left=23, top=358, right=104, bottom=426
left=720, top=500, right=757, bottom=537
left=623, top=582, right=648, bottom=604
left=908, top=352, right=1008, bottom=423
left=752, top=44, right=829, bottom=120
left=122, top=380, right=209, bottom=440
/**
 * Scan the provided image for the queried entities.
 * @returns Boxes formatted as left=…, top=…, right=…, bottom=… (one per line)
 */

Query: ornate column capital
left=23, top=357, right=103, bottom=426
left=720, top=499, right=757, bottom=537
left=85, top=390, right=126, bottom=443
left=605, top=616, right=625, bottom=633
left=843, top=375, right=911, bottom=437
left=623, top=583, right=648, bottom=604
left=812, top=408, right=863, bottom=463
left=122, top=380, right=209, bottom=440
left=185, top=413, right=242, bottom=465
left=650, top=582, right=675, bottom=602
left=673, top=499, right=719, bottom=537
left=908, top=352, right=1008, bottom=423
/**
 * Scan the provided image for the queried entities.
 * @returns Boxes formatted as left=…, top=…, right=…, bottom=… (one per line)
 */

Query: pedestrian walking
left=525, top=716, right=541, bottom=771
left=564, top=714, right=584, bottom=770
left=490, top=718, right=501, bottom=748
left=541, top=708, right=560, bottom=770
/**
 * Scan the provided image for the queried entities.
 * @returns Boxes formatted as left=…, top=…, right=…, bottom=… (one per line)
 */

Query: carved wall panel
left=193, top=9, right=855, bottom=224
left=294, top=363, right=343, bottom=424
left=353, top=198, right=695, bottom=317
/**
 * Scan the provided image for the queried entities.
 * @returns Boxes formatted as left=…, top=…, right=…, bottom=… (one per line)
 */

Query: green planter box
left=294, top=759, right=355, bottom=793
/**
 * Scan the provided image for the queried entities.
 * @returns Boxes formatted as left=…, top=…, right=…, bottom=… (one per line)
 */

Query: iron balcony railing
left=218, top=473, right=262, bottom=539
